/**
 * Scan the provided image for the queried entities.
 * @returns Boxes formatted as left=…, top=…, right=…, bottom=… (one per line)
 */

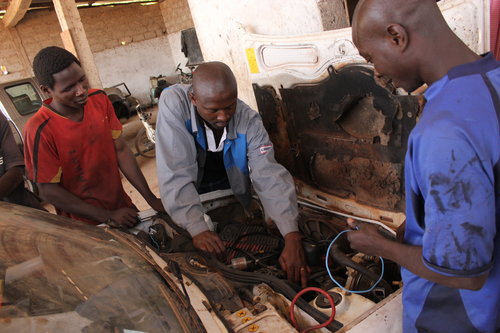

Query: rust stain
left=248, top=324, right=260, bottom=332
left=308, top=101, right=321, bottom=120
left=312, top=154, right=402, bottom=210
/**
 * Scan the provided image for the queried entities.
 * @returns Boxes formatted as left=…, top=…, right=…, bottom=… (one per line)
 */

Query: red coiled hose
left=289, top=287, right=336, bottom=333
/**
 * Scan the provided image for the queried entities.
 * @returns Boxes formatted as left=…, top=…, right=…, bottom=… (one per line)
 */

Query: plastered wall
left=94, top=35, right=175, bottom=104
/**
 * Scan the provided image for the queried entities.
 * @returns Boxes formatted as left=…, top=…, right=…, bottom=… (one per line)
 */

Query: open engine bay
left=140, top=52, right=427, bottom=331
left=141, top=189, right=403, bottom=332
left=134, top=49, right=427, bottom=332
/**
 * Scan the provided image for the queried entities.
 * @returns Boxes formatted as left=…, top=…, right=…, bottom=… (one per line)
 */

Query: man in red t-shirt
left=24, top=46, right=164, bottom=227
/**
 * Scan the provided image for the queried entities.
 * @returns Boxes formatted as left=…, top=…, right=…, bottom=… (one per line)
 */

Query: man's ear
left=40, top=85, right=51, bottom=96
left=385, top=23, right=409, bottom=52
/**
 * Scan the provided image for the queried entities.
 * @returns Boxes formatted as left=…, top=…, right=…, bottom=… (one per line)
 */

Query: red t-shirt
left=23, top=89, right=133, bottom=224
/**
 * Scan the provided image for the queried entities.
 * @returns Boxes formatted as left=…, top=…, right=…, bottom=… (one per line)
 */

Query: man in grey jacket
left=156, top=62, right=309, bottom=286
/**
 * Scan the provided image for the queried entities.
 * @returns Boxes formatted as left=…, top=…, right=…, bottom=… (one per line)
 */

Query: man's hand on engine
left=193, top=230, right=226, bottom=255
left=346, top=218, right=390, bottom=257
left=279, top=232, right=311, bottom=288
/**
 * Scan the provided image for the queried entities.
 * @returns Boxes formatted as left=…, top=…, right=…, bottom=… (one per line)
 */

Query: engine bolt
left=248, top=324, right=259, bottom=332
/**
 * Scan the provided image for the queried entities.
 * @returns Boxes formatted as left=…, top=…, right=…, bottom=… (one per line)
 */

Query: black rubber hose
left=329, top=245, right=393, bottom=293
left=157, top=212, right=191, bottom=237
left=200, top=253, right=343, bottom=332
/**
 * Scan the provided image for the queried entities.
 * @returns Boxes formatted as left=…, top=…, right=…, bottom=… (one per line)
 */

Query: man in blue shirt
left=347, top=0, right=500, bottom=332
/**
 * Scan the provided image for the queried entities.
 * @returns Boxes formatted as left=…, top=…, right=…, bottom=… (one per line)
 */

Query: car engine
left=153, top=196, right=402, bottom=332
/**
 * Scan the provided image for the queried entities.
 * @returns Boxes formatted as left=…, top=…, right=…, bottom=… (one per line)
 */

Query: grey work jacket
left=156, top=84, right=299, bottom=237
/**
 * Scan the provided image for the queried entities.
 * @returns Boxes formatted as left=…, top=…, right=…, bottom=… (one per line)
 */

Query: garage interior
left=0, top=0, right=363, bottom=210
left=0, top=0, right=497, bottom=332
left=0, top=0, right=359, bottom=107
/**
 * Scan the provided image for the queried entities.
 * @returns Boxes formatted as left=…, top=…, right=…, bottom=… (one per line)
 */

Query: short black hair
left=33, top=46, right=81, bottom=89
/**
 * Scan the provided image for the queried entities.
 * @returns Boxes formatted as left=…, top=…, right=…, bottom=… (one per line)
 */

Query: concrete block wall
left=0, top=10, right=62, bottom=83
left=160, top=0, right=194, bottom=74
left=0, top=3, right=167, bottom=80
left=14, top=10, right=64, bottom=61
left=0, top=28, right=31, bottom=83
left=80, top=4, right=167, bottom=53
left=160, top=0, right=194, bottom=34
left=0, top=3, right=172, bottom=92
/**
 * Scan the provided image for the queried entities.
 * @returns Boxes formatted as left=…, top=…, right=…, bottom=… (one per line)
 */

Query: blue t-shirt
left=403, top=53, right=500, bottom=333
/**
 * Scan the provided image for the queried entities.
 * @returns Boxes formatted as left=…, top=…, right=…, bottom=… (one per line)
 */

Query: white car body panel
left=244, top=0, right=489, bottom=93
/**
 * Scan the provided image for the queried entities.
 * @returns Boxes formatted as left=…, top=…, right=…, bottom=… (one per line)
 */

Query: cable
left=297, top=199, right=397, bottom=237
left=290, top=287, right=336, bottom=333
left=325, top=230, right=385, bottom=294
left=148, top=233, right=160, bottom=250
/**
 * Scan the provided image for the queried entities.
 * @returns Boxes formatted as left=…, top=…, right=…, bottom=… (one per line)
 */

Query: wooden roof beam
left=3, top=0, right=32, bottom=28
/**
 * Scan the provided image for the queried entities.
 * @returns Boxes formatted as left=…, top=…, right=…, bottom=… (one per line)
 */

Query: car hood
left=245, top=0, right=489, bottom=229
left=0, top=202, right=202, bottom=333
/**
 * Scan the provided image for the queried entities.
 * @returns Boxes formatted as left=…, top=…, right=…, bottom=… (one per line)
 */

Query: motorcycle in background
left=134, top=105, right=156, bottom=158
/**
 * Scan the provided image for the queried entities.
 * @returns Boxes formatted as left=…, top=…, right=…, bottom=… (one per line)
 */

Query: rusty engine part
left=255, top=64, right=424, bottom=212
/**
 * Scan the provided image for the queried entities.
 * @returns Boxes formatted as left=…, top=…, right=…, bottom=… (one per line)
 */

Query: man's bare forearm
left=0, top=166, right=24, bottom=198
left=38, top=183, right=110, bottom=223
left=379, top=239, right=488, bottom=290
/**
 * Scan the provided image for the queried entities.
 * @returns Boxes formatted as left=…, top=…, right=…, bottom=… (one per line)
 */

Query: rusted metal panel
left=255, top=64, right=423, bottom=212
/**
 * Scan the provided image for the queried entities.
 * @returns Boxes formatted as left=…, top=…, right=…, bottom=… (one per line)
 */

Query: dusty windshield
left=0, top=202, right=189, bottom=333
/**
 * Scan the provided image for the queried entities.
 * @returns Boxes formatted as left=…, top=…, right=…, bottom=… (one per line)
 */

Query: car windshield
left=0, top=202, right=191, bottom=333
left=5, top=82, right=42, bottom=116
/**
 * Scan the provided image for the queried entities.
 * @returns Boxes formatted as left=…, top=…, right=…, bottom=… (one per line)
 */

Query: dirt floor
left=120, top=106, right=160, bottom=211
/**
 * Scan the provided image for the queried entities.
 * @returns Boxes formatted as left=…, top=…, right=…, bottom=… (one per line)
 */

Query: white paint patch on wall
left=167, top=31, right=191, bottom=76
left=94, top=35, right=176, bottom=105
left=205, top=0, right=323, bottom=36
left=188, top=0, right=324, bottom=110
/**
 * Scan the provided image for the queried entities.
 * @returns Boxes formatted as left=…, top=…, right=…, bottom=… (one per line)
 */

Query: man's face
left=190, top=89, right=237, bottom=130
left=356, top=37, right=423, bottom=93
left=44, top=62, right=89, bottom=109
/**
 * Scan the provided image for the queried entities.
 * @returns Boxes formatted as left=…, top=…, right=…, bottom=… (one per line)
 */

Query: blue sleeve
left=413, top=127, right=496, bottom=277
